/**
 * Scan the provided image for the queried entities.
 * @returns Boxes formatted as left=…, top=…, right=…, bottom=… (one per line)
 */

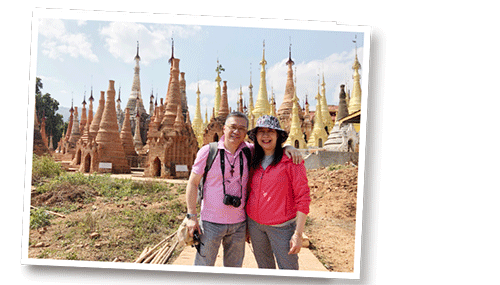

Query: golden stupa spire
left=238, top=85, right=244, bottom=113
left=252, top=40, right=270, bottom=119
left=270, top=86, right=276, bottom=117
left=204, top=106, right=209, bottom=129
left=192, top=82, right=204, bottom=147
left=214, top=58, right=223, bottom=118
left=348, top=35, right=362, bottom=114
left=307, top=81, right=328, bottom=148
left=320, top=72, right=334, bottom=132
left=285, top=84, right=306, bottom=149
left=248, top=64, right=255, bottom=128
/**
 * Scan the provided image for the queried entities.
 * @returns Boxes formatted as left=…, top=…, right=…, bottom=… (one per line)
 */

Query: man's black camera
left=193, top=229, right=202, bottom=245
left=223, top=194, right=241, bottom=208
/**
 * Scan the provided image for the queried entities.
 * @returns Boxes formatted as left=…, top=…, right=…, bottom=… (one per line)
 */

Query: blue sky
left=34, top=13, right=365, bottom=122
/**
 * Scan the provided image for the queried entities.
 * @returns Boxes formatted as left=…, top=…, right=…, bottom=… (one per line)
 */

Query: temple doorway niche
left=318, top=138, right=323, bottom=148
left=75, top=150, right=82, bottom=165
left=348, top=139, right=354, bottom=152
left=152, top=157, right=161, bottom=177
left=213, top=133, right=219, bottom=142
left=294, top=140, right=299, bottom=149
left=83, top=154, right=91, bottom=173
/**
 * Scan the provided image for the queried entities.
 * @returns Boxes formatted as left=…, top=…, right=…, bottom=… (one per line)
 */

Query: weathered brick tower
left=143, top=42, right=198, bottom=178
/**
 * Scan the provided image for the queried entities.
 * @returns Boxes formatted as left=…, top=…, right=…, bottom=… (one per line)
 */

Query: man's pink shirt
left=191, top=136, right=253, bottom=224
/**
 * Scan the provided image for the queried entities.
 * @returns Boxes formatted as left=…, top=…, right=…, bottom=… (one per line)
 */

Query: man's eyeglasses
left=226, top=125, right=247, bottom=133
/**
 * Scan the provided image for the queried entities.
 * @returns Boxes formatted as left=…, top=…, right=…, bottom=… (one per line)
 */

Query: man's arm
left=283, top=145, right=304, bottom=164
left=185, top=171, right=203, bottom=236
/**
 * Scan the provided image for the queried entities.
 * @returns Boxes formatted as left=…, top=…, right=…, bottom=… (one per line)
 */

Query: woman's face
left=256, top=127, right=278, bottom=154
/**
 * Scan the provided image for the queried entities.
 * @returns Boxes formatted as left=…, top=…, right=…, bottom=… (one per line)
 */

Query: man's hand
left=186, top=217, right=201, bottom=237
left=284, top=145, right=304, bottom=164
left=185, top=172, right=203, bottom=237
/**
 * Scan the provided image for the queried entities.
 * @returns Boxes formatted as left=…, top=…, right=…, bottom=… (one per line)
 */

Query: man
left=185, top=111, right=301, bottom=267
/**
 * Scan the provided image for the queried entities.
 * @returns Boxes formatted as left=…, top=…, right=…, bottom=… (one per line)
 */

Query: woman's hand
left=288, top=231, right=303, bottom=255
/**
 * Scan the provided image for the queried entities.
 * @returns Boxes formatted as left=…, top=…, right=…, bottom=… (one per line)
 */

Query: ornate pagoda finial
left=287, top=37, right=294, bottom=66
left=134, top=41, right=140, bottom=61
left=168, top=38, right=174, bottom=64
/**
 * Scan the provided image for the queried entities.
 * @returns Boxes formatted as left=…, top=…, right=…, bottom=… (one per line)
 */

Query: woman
left=246, top=115, right=311, bottom=270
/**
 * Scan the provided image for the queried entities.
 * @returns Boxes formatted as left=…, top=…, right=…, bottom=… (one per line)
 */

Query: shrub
left=30, top=207, right=52, bottom=229
left=32, top=154, right=64, bottom=185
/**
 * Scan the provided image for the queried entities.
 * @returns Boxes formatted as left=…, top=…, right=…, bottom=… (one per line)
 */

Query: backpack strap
left=197, top=142, right=219, bottom=203
left=241, top=146, right=252, bottom=169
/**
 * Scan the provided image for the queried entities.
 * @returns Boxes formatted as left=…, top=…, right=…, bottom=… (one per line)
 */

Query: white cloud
left=38, top=18, right=98, bottom=62
left=100, top=22, right=202, bottom=65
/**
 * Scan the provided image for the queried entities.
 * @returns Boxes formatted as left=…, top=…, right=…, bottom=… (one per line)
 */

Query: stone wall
left=303, top=150, right=359, bottom=170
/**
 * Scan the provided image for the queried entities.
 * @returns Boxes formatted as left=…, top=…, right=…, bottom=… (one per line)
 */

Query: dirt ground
left=28, top=166, right=358, bottom=272
left=305, top=166, right=358, bottom=272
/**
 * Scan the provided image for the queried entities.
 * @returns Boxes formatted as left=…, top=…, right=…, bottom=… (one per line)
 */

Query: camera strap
left=220, top=149, right=244, bottom=198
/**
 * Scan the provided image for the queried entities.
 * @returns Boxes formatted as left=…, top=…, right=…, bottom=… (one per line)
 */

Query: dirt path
left=173, top=242, right=328, bottom=271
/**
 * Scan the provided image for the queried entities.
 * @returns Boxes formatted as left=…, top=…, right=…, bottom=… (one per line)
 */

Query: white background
left=3, top=1, right=499, bottom=284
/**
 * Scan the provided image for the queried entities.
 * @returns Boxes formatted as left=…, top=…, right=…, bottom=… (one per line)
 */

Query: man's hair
left=225, top=111, right=249, bottom=128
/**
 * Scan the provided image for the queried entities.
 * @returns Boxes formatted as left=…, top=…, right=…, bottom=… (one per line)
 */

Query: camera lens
left=223, top=194, right=231, bottom=205
left=232, top=197, right=241, bottom=207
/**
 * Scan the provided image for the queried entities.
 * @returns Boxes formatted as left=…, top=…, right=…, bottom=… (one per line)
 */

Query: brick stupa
left=120, top=107, right=138, bottom=159
left=277, top=44, right=296, bottom=133
left=143, top=48, right=198, bottom=178
left=95, top=80, right=130, bottom=173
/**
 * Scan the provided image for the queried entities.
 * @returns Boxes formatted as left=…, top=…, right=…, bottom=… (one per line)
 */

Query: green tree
left=35, top=77, right=65, bottom=149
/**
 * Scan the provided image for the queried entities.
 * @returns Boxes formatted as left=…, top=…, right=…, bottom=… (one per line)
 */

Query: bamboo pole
left=151, top=242, right=170, bottom=264
left=135, top=231, right=178, bottom=263
left=159, top=240, right=178, bottom=264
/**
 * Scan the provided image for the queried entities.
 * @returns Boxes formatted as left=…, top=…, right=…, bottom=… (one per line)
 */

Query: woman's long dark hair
left=250, top=131, right=286, bottom=169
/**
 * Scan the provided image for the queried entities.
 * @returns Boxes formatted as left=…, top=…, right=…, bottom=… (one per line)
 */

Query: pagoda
left=307, top=88, right=328, bottom=148
left=79, top=95, right=87, bottom=134
left=284, top=89, right=306, bottom=149
left=191, top=83, right=204, bottom=147
left=32, top=106, right=50, bottom=156
left=213, top=59, right=223, bottom=118
left=120, top=107, right=138, bottom=163
left=116, top=86, right=124, bottom=132
left=348, top=37, right=362, bottom=115
left=143, top=43, right=198, bottom=178
left=302, top=94, right=313, bottom=142
left=323, top=84, right=358, bottom=152
left=320, top=73, right=334, bottom=132
left=277, top=43, right=296, bottom=133
left=252, top=41, right=270, bottom=120
left=125, top=41, right=149, bottom=147
left=248, top=68, right=255, bottom=128
left=94, top=80, right=131, bottom=173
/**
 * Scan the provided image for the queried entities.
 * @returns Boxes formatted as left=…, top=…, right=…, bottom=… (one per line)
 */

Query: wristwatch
left=186, top=213, right=197, bottom=220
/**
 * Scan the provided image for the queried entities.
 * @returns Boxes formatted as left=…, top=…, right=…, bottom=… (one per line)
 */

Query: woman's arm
left=288, top=211, right=307, bottom=255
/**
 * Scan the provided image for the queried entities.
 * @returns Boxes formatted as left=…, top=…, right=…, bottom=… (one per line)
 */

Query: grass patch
left=30, top=207, right=53, bottom=229
left=327, top=164, right=353, bottom=171
left=35, top=172, right=176, bottom=199
left=29, top=164, right=187, bottom=263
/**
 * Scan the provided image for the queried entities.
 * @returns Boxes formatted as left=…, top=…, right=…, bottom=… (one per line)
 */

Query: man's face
left=223, top=116, right=248, bottom=147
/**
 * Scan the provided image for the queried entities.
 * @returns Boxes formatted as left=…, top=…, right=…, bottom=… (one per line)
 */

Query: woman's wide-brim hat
left=247, top=115, right=288, bottom=143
